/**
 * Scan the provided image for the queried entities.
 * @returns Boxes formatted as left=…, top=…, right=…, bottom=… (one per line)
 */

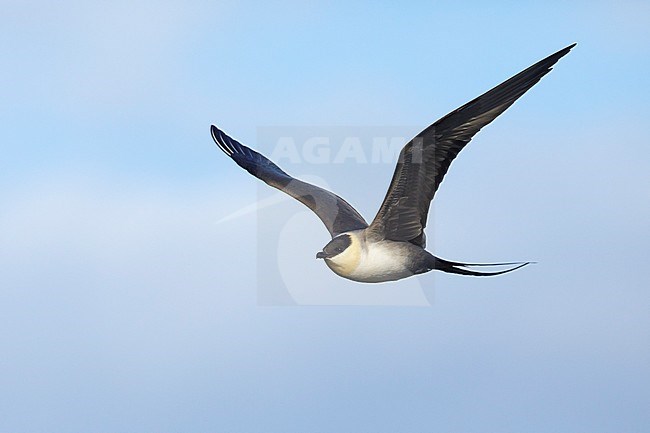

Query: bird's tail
left=433, top=257, right=533, bottom=276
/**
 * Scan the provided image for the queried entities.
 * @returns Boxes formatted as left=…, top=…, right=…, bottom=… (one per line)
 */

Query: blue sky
left=1, top=1, right=649, bottom=432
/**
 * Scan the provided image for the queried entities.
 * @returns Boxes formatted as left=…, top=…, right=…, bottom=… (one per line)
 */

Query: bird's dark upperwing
left=367, top=44, right=575, bottom=246
left=211, top=125, right=368, bottom=237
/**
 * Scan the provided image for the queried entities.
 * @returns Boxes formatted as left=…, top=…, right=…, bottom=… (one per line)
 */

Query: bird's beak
left=316, top=251, right=327, bottom=259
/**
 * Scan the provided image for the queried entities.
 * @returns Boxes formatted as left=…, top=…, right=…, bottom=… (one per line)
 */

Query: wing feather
left=368, top=44, right=576, bottom=245
left=211, top=125, right=368, bottom=237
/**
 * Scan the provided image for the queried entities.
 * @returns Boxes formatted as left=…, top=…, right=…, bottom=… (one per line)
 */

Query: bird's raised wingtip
left=210, top=124, right=220, bottom=141
left=561, top=43, right=577, bottom=56
left=553, top=43, right=577, bottom=59
left=210, top=124, right=235, bottom=156
left=549, top=43, right=577, bottom=61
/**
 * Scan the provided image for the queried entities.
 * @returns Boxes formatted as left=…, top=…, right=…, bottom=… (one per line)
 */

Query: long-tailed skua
left=212, top=44, right=575, bottom=282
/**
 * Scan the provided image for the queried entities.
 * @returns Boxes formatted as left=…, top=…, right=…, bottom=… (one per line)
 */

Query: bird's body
left=323, top=231, right=433, bottom=283
left=212, top=44, right=575, bottom=283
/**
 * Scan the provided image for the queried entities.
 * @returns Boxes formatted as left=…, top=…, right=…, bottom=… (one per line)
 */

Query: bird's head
left=316, top=234, right=352, bottom=260
left=316, top=233, right=362, bottom=276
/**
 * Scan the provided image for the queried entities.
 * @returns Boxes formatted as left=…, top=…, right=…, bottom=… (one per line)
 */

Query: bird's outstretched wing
left=367, top=43, right=576, bottom=246
left=211, top=125, right=368, bottom=237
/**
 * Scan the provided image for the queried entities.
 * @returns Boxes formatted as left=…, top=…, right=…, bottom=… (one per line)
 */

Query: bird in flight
left=212, top=44, right=575, bottom=283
